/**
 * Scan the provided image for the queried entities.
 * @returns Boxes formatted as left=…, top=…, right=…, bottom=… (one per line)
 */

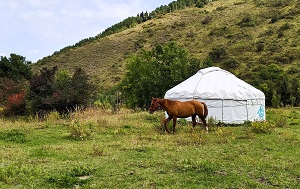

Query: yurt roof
left=165, top=67, right=265, bottom=101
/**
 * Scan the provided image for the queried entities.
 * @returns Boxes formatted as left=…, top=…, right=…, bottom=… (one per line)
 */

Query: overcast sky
left=0, top=0, right=172, bottom=62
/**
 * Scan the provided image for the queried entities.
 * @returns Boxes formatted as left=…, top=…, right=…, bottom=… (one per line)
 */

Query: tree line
left=0, top=54, right=95, bottom=116
left=1, top=41, right=300, bottom=117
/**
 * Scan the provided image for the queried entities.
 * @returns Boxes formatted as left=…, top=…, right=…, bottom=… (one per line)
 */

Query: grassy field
left=0, top=108, right=299, bottom=188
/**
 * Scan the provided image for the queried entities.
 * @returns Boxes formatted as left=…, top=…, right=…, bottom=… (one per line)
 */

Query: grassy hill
left=33, top=0, right=300, bottom=90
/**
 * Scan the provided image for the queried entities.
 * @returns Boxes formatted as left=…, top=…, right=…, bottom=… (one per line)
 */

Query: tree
left=290, top=77, right=300, bottom=106
left=0, top=54, right=32, bottom=107
left=0, top=54, right=32, bottom=81
left=27, top=67, right=57, bottom=115
left=120, top=42, right=201, bottom=109
left=196, top=0, right=205, bottom=8
left=69, top=67, right=95, bottom=106
left=275, top=73, right=292, bottom=106
left=27, top=67, right=95, bottom=115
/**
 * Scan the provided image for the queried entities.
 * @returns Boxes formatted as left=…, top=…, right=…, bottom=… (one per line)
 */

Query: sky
left=0, top=0, right=172, bottom=62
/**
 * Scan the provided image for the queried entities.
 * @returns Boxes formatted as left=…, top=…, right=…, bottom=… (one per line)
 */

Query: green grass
left=0, top=108, right=299, bottom=188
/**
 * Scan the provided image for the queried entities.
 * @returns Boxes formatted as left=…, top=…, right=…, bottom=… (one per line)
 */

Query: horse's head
left=149, top=97, right=160, bottom=114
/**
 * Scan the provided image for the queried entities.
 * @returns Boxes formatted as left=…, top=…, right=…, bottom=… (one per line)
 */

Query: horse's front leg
left=164, top=116, right=172, bottom=133
left=172, top=117, right=177, bottom=133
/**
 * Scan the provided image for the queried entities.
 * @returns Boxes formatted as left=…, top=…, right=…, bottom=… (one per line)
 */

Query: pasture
left=0, top=108, right=299, bottom=188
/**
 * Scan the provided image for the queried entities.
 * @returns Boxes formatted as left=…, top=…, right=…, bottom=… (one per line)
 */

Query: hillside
left=34, top=0, right=300, bottom=91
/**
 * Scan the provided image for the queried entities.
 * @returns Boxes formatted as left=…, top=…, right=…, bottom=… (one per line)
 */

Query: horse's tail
left=201, top=102, right=208, bottom=118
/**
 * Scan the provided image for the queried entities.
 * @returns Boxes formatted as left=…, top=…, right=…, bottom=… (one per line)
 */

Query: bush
left=0, top=77, right=28, bottom=107
left=271, top=93, right=281, bottom=108
left=27, top=67, right=96, bottom=116
left=3, top=91, right=26, bottom=116
left=223, top=58, right=240, bottom=70
left=268, top=0, right=290, bottom=7
left=250, top=121, right=275, bottom=134
left=94, top=90, right=121, bottom=113
left=68, top=121, right=95, bottom=140
left=196, top=0, right=205, bottom=8
left=238, top=14, right=257, bottom=27
left=208, top=46, right=228, bottom=62
left=27, top=66, right=57, bottom=116
left=256, top=41, right=265, bottom=52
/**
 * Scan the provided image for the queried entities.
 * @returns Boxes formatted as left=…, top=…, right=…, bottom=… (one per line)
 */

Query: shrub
left=271, top=93, right=281, bottom=108
left=0, top=77, right=28, bottom=107
left=27, top=67, right=96, bottom=116
left=95, top=90, right=121, bottom=113
left=272, top=113, right=288, bottom=128
left=215, top=127, right=233, bottom=144
left=256, top=41, right=265, bottom=52
left=209, top=27, right=229, bottom=37
left=250, top=121, right=275, bottom=134
left=3, top=91, right=26, bottom=116
left=27, top=67, right=57, bottom=116
left=208, top=46, right=228, bottom=62
left=68, top=121, right=95, bottom=140
left=196, top=0, right=205, bottom=8
left=238, top=14, right=257, bottom=27
left=223, top=58, right=240, bottom=70
left=268, top=0, right=290, bottom=7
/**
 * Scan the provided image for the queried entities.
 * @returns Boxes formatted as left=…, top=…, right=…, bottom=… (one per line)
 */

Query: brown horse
left=149, top=98, right=208, bottom=133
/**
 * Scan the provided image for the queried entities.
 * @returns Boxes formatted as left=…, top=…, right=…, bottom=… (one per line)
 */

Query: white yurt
left=164, top=67, right=266, bottom=124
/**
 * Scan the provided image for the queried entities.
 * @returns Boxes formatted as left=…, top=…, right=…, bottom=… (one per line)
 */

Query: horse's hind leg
left=172, top=117, right=177, bottom=133
left=192, top=114, right=197, bottom=128
left=200, top=117, right=208, bottom=132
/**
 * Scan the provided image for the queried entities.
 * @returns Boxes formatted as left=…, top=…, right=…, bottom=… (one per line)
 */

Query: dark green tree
left=275, top=73, right=292, bottom=106
left=69, top=67, right=95, bottom=106
left=27, top=67, right=57, bottom=115
left=120, top=42, right=201, bottom=109
left=256, top=64, right=300, bottom=107
left=27, top=67, right=95, bottom=115
left=0, top=54, right=32, bottom=82
left=290, top=77, right=300, bottom=106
